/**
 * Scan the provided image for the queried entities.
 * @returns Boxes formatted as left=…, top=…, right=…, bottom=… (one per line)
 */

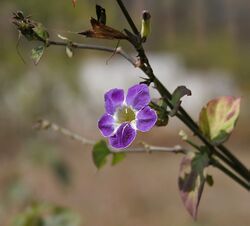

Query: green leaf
left=178, top=151, right=209, bottom=219
left=150, top=99, right=169, bottom=127
left=170, top=86, right=192, bottom=116
left=199, top=96, right=241, bottom=145
left=92, top=140, right=111, bottom=169
left=31, top=46, right=45, bottom=65
left=112, top=152, right=126, bottom=166
left=206, top=174, right=214, bottom=187
left=32, top=23, right=49, bottom=42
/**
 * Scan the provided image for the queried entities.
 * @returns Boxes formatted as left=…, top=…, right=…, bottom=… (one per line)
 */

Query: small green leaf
left=206, top=174, right=214, bottom=187
left=112, top=152, right=126, bottom=166
left=150, top=99, right=169, bottom=127
left=31, top=46, right=45, bottom=65
left=199, top=96, right=241, bottom=145
left=33, top=23, right=49, bottom=42
left=170, top=86, right=192, bottom=116
left=92, top=140, right=111, bottom=169
left=178, top=151, right=209, bottom=219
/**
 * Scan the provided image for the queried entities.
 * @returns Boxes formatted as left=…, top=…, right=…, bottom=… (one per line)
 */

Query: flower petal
left=126, top=84, right=150, bottom=111
left=98, top=113, right=115, bottom=137
left=109, top=123, right=136, bottom=149
left=105, top=88, right=124, bottom=115
left=136, top=106, right=157, bottom=132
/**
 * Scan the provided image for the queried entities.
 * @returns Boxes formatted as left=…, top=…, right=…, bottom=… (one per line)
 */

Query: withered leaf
left=78, top=18, right=128, bottom=40
left=96, top=5, right=106, bottom=25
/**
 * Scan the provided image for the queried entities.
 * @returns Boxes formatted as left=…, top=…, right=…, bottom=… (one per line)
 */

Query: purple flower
left=98, top=84, right=157, bottom=149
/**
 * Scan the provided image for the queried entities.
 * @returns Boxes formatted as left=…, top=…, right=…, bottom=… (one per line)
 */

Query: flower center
left=115, top=106, right=136, bottom=124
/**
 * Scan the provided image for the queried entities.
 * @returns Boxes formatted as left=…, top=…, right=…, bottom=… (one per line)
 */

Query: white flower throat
left=115, top=106, right=136, bottom=124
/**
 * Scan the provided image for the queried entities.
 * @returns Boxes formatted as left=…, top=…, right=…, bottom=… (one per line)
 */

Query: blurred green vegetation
left=11, top=203, right=81, bottom=226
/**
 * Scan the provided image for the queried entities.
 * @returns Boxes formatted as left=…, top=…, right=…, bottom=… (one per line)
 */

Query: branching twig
left=34, top=119, right=95, bottom=145
left=48, top=40, right=137, bottom=66
left=34, top=119, right=186, bottom=154
left=122, top=145, right=186, bottom=154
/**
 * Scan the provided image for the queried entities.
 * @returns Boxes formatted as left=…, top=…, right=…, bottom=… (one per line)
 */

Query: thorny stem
left=115, top=0, right=249, bottom=190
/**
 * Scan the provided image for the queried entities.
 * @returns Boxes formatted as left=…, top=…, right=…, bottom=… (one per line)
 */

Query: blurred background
left=0, top=0, right=249, bottom=225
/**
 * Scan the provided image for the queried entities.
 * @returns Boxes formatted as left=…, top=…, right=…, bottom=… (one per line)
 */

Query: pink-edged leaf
left=199, top=96, right=241, bottom=145
left=178, top=151, right=209, bottom=219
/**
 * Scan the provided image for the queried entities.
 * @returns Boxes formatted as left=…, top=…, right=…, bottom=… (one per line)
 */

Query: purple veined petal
left=136, top=106, right=157, bottom=132
left=109, top=123, right=136, bottom=149
left=125, top=84, right=151, bottom=111
left=105, top=88, right=125, bottom=115
left=98, top=113, right=115, bottom=137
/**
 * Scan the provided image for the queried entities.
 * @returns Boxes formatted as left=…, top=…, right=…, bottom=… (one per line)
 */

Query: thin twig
left=33, top=119, right=95, bottom=145
left=34, top=119, right=186, bottom=154
left=48, top=40, right=137, bottom=66
left=121, top=145, right=186, bottom=154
